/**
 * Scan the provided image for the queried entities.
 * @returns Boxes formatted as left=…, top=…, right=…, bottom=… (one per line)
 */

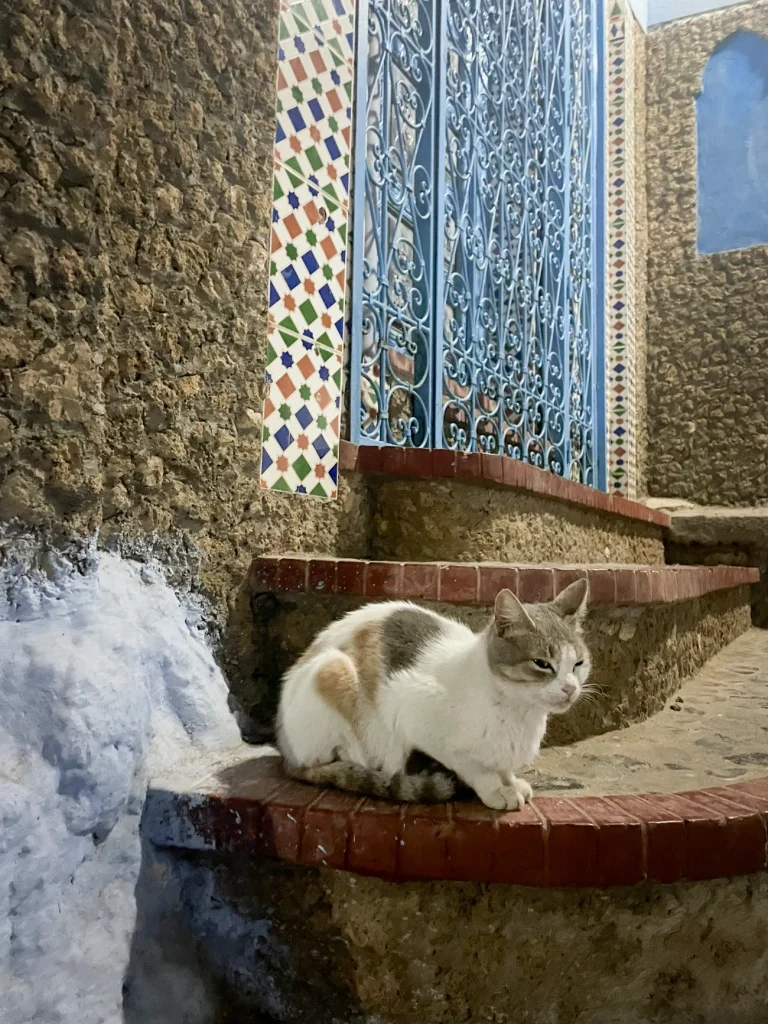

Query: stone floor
left=531, top=627, right=768, bottom=796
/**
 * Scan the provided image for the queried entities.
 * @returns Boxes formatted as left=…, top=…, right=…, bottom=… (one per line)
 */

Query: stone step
left=145, top=748, right=768, bottom=888
left=339, top=441, right=669, bottom=566
left=250, top=556, right=756, bottom=606
left=244, top=557, right=757, bottom=748
left=147, top=631, right=768, bottom=885
left=664, top=504, right=768, bottom=626
left=341, top=441, right=670, bottom=527
left=142, top=638, right=768, bottom=1024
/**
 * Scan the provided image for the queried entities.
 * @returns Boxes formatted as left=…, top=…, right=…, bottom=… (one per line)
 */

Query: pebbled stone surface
left=532, top=628, right=768, bottom=795
left=157, top=852, right=768, bottom=1024
left=373, top=478, right=664, bottom=565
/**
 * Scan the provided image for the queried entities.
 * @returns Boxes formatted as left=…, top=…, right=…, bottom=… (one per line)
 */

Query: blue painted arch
left=697, top=31, right=768, bottom=254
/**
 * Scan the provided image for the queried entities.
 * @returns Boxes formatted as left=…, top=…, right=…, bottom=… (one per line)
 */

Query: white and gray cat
left=277, top=580, right=591, bottom=811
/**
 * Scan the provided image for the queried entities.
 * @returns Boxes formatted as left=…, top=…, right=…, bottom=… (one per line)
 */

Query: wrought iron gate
left=350, top=0, right=605, bottom=487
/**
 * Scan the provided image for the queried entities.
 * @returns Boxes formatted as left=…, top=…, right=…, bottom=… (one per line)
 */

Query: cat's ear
left=552, top=579, right=589, bottom=623
left=494, top=589, right=535, bottom=635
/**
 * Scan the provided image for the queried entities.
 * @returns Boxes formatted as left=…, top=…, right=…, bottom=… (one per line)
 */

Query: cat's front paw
left=479, top=778, right=533, bottom=811
left=511, top=778, right=533, bottom=804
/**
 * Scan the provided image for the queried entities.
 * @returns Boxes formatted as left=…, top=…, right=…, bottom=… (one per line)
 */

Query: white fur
left=277, top=593, right=590, bottom=811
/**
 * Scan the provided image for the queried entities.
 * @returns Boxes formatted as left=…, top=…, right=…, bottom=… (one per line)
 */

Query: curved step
left=338, top=442, right=668, bottom=567
left=145, top=749, right=768, bottom=888
left=246, top=557, right=756, bottom=746
left=250, top=556, right=758, bottom=605
left=148, top=633, right=768, bottom=887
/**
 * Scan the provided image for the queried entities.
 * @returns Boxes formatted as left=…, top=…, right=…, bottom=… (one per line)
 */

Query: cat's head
left=486, top=580, right=591, bottom=713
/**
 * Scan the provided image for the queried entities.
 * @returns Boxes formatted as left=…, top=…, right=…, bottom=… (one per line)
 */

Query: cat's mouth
left=552, top=693, right=579, bottom=711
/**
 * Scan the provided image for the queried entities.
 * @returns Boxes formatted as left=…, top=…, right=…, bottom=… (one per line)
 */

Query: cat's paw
left=479, top=779, right=533, bottom=811
left=478, top=789, right=509, bottom=810
left=512, top=778, right=533, bottom=803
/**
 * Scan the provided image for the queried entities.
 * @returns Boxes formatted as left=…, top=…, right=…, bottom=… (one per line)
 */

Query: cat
left=276, top=579, right=591, bottom=811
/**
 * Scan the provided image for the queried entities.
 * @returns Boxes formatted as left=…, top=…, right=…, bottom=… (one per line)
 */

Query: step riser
left=247, top=588, right=752, bottom=746
left=667, top=541, right=768, bottom=627
left=373, top=478, right=666, bottom=566
left=666, top=508, right=768, bottom=627
left=142, top=847, right=768, bottom=1024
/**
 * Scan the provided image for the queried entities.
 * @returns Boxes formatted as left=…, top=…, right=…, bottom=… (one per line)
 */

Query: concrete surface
left=533, top=628, right=768, bottom=795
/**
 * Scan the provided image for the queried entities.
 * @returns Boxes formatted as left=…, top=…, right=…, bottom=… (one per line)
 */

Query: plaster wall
left=0, top=528, right=240, bottom=1024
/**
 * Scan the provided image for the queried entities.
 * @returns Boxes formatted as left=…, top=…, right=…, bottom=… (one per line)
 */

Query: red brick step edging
left=249, top=557, right=758, bottom=606
left=339, top=440, right=671, bottom=528
left=146, top=759, right=768, bottom=887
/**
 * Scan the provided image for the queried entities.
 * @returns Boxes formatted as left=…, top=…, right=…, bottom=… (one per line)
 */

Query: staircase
left=663, top=503, right=768, bottom=627
left=141, top=445, right=766, bottom=1024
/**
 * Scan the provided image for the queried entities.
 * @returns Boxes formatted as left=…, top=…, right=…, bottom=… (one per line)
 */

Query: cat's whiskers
left=575, top=682, right=601, bottom=707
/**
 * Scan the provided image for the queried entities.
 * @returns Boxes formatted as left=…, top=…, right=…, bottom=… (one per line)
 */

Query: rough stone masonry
left=0, top=0, right=370, bottom=699
left=645, top=0, right=768, bottom=506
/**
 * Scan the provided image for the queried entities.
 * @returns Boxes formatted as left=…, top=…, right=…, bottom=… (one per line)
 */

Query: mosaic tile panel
left=269, top=167, right=348, bottom=351
left=274, top=21, right=353, bottom=204
left=260, top=326, right=342, bottom=497
left=606, top=0, right=639, bottom=498
left=260, top=0, right=355, bottom=499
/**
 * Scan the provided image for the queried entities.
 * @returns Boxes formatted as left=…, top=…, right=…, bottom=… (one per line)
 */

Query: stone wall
left=148, top=855, right=768, bottom=1024
left=645, top=0, right=768, bottom=505
left=0, top=0, right=370, bottom=684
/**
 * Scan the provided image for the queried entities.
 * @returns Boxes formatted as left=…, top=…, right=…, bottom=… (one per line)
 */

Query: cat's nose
left=562, top=680, right=577, bottom=699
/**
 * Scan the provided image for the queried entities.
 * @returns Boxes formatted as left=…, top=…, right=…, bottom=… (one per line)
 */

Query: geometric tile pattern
left=260, top=0, right=356, bottom=500
left=269, top=171, right=348, bottom=353
left=606, top=0, right=639, bottom=498
left=260, top=326, right=342, bottom=496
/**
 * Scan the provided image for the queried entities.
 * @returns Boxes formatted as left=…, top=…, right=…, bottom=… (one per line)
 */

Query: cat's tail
left=288, top=760, right=457, bottom=803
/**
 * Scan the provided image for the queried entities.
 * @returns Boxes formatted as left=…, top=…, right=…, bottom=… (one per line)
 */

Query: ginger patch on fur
left=314, top=655, right=358, bottom=724
left=344, top=622, right=383, bottom=701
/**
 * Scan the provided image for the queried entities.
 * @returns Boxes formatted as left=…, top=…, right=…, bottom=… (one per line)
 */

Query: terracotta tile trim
left=150, top=775, right=768, bottom=887
left=338, top=441, right=671, bottom=528
left=250, top=557, right=759, bottom=606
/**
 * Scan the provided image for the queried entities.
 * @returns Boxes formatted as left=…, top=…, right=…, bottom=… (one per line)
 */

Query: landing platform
left=533, top=628, right=768, bottom=795
left=145, top=631, right=768, bottom=888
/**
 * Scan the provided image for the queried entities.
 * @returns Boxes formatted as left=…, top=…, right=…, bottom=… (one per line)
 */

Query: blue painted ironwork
left=350, top=0, right=440, bottom=448
left=351, top=0, right=605, bottom=486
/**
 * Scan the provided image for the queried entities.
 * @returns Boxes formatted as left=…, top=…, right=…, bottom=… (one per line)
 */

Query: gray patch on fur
left=289, top=759, right=456, bottom=803
left=487, top=602, right=589, bottom=680
left=381, top=608, right=446, bottom=674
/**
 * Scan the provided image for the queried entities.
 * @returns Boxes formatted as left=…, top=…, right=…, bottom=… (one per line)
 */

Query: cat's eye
left=532, top=659, right=553, bottom=671
left=574, top=660, right=584, bottom=668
